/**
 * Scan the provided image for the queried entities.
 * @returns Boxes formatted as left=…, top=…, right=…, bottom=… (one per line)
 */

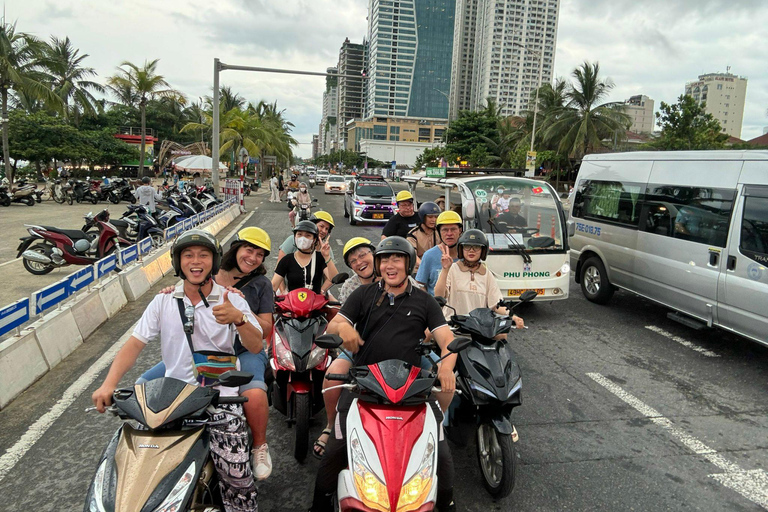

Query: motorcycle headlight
left=86, top=459, right=108, bottom=512
left=274, top=332, right=295, bottom=371
left=306, top=345, right=326, bottom=369
left=350, top=429, right=390, bottom=512
left=470, top=381, right=496, bottom=399
left=397, top=433, right=435, bottom=511
left=152, top=461, right=196, bottom=512
left=507, top=377, right=522, bottom=399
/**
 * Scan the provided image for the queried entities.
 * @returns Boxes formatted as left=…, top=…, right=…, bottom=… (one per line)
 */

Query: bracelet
left=325, top=258, right=331, bottom=264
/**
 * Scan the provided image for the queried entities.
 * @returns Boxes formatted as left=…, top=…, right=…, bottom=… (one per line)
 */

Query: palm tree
left=540, top=62, right=631, bottom=159
left=107, top=59, right=183, bottom=176
left=0, top=22, right=62, bottom=185
left=43, top=36, right=104, bottom=123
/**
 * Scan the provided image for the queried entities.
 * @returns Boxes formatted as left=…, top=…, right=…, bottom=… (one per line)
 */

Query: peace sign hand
left=439, top=244, right=453, bottom=270
left=320, top=239, right=331, bottom=260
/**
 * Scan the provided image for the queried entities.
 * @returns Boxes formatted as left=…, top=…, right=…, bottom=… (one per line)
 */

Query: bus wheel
left=580, top=256, right=614, bottom=304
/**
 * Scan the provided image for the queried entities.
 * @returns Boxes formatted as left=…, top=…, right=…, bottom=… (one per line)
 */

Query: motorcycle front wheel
left=23, top=243, right=55, bottom=275
left=67, top=194, right=74, bottom=205
left=292, top=393, right=311, bottom=462
left=109, top=192, right=120, bottom=204
left=129, top=196, right=137, bottom=204
left=90, top=196, right=99, bottom=204
left=25, top=196, right=35, bottom=206
left=476, top=423, right=516, bottom=498
left=0, top=196, right=10, bottom=207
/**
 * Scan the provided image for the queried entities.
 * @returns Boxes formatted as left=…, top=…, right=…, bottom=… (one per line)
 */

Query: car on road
left=344, top=175, right=355, bottom=189
left=316, top=169, right=330, bottom=184
left=344, top=175, right=396, bottom=225
left=324, top=175, right=346, bottom=194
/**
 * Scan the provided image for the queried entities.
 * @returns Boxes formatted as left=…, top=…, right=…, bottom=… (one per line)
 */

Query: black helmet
left=374, top=236, right=417, bottom=276
left=418, top=201, right=441, bottom=224
left=457, top=229, right=489, bottom=260
left=172, top=229, right=222, bottom=279
left=293, top=220, right=318, bottom=237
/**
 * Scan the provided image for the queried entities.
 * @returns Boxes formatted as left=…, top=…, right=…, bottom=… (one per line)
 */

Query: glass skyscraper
left=364, top=0, right=456, bottom=121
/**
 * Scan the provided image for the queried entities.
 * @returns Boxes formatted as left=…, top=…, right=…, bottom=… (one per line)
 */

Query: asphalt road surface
left=0, top=184, right=766, bottom=511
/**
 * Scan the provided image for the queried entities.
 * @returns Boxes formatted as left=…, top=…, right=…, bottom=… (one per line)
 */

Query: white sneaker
left=252, top=443, right=272, bottom=481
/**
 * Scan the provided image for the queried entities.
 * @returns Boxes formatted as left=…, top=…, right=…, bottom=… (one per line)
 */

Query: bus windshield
left=464, top=177, right=565, bottom=252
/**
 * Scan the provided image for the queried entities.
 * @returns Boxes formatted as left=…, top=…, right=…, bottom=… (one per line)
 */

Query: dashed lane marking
left=336, top=239, right=343, bottom=246
left=644, top=325, right=720, bottom=357
left=587, top=373, right=768, bottom=509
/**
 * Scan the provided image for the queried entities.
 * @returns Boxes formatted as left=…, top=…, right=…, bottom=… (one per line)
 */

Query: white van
left=568, top=151, right=768, bottom=346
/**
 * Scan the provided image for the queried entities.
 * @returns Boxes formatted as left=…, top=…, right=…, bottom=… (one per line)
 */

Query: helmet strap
left=198, top=283, right=211, bottom=308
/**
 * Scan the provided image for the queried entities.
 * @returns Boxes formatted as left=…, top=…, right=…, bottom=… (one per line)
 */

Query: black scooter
left=438, top=290, right=537, bottom=499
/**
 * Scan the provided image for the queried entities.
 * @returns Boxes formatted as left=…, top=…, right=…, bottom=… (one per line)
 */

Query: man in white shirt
left=92, top=229, right=262, bottom=511
left=133, top=176, right=163, bottom=213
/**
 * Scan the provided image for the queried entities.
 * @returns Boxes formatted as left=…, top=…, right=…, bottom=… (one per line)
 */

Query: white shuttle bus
left=405, top=169, right=571, bottom=301
left=568, top=151, right=768, bottom=346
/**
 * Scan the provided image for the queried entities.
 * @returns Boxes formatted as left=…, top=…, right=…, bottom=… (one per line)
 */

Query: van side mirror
left=567, top=220, right=575, bottom=237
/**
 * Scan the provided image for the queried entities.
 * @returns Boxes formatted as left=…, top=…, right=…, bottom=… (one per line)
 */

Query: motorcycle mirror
left=312, top=198, right=319, bottom=203
left=331, top=272, right=349, bottom=285
left=216, top=371, right=254, bottom=388
left=519, top=290, right=538, bottom=302
left=447, top=336, right=472, bottom=353
left=434, top=296, right=447, bottom=307
left=314, top=334, right=343, bottom=349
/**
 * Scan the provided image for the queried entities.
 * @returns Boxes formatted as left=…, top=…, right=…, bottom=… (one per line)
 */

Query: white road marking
left=0, top=322, right=137, bottom=484
left=0, top=210, right=254, bottom=484
left=0, top=258, right=21, bottom=268
left=644, top=325, right=720, bottom=358
left=336, top=238, right=343, bottom=246
left=587, top=373, right=768, bottom=509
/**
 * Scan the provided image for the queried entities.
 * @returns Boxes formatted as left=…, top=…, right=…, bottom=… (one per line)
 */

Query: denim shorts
left=337, top=350, right=439, bottom=371
left=136, top=349, right=269, bottom=392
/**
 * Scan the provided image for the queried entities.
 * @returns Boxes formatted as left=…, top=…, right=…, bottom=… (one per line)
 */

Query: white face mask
left=300, top=187, right=307, bottom=192
left=295, top=237, right=314, bottom=250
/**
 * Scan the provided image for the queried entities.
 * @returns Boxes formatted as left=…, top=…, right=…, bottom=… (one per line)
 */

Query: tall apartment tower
left=684, top=71, right=748, bottom=138
left=450, top=0, right=560, bottom=119
left=336, top=38, right=368, bottom=151
left=624, top=95, right=655, bottom=134
left=319, top=67, right=339, bottom=155
left=364, top=0, right=456, bottom=120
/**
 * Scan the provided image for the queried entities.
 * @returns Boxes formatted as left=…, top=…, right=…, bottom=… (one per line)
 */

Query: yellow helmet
left=343, top=237, right=375, bottom=266
left=436, top=210, right=462, bottom=227
left=311, top=211, right=335, bottom=229
left=234, top=227, right=271, bottom=256
left=395, top=190, right=414, bottom=203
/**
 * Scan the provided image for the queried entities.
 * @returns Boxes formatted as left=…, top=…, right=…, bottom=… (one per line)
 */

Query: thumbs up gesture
left=212, top=291, right=243, bottom=325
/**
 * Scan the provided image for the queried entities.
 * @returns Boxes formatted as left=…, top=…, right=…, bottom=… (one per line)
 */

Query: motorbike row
left=83, top=256, right=537, bottom=512
left=17, top=185, right=223, bottom=275
left=0, top=176, right=142, bottom=207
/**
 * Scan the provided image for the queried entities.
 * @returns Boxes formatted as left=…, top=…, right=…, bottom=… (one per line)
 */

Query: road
left=0, top=184, right=766, bottom=511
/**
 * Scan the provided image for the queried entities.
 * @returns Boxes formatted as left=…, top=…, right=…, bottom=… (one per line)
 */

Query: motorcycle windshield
left=280, top=317, right=326, bottom=369
left=115, top=377, right=215, bottom=429
left=454, top=308, right=510, bottom=341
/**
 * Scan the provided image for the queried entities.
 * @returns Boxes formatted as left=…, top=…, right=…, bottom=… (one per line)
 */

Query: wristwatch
left=234, top=314, right=249, bottom=327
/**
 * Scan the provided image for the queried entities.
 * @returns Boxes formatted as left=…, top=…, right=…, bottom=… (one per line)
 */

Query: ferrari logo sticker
left=298, top=292, right=307, bottom=302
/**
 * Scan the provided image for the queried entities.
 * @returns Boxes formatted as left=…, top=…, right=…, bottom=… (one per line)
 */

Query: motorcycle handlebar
left=326, top=373, right=351, bottom=382
left=218, top=396, right=248, bottom=404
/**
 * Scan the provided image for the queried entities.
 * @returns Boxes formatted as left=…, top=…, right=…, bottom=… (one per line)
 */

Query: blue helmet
left=418, top=201, right=441, bottom=224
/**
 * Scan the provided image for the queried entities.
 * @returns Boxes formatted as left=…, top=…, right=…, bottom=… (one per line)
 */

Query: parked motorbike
left=72, top=179, right=99, bottom=204
left=269, top=285, right=340, bottom=461
left=83, top=372, right=253, bottom=512
left=17, top=209, right=132, bottom=275
left=98, top=204, right=164, bottom=248
left=191, top=185, right=221, bottom=210
left=0, top=183, right=10, bottom=207
left=108, top=177, right=137, bottom=204
left=0, top=178, right=36, bottom=206
left=314, top=334, right=472, bottom=512
left=437, top=290, right=537, bottom=498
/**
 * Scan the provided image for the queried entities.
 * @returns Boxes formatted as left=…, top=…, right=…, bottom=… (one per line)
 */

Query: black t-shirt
left=338, top=282, right=447, bottom=367
left=498, top=212, right=527, bottom=228
left=274, top=252, right=326, bottom=293
left=382, top=213, right=420, bottom=238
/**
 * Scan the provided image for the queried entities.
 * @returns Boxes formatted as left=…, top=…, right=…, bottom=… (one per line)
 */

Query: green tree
left=414, top=146, right=449, bottom=169
left=650, top=95, right=728, bottom=150
left=43, top=36, right=104, bottom=122
left=0, top=22, right=62, bottom=185
left=107, top=59, right=183, bottom=176
left=443, top=109, right=499, bottom=161
left=540, top=61, right=631, bottom=158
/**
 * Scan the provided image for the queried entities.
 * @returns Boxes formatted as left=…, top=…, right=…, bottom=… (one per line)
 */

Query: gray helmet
left=374, top=236, right=417, bottom=276
left=172, top=229, right=222, bottom=279
left=293, top=220, right=318, bottom=237
left=457, top=229, right=489, bottom=261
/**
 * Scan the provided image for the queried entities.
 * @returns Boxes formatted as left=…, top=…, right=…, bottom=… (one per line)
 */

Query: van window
left=642, top=185, right=735, bottom=247
left=740, top=195, right=768, bottom=264
left=573, top=180, right=643, bottom=227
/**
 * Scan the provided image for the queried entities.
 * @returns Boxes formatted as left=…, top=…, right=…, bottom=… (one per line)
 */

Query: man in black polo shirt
left=309, top=236, right=457, bottom=512
left=381, top=189, right=420, bottom=239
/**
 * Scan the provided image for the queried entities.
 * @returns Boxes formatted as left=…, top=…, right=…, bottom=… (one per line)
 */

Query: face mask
left=300, top=187, right=307, bottom=192
left=295, top=237, right=314, bottom=250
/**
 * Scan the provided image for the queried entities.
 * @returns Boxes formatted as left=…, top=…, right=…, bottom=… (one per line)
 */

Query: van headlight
left=350, top=429, right=390, bottom=511
left=153, top=461, right=197, bottom=512
left=397, top=434, right=435, bottom=510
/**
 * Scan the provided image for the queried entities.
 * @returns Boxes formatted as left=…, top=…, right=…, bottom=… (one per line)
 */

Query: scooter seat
left=111, top=219, right=130, bottom=228
left=41, top=226, right=89, bottom=240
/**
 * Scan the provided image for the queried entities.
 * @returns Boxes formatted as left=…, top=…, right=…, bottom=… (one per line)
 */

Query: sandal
left=313, top=428, right=332, bottom=459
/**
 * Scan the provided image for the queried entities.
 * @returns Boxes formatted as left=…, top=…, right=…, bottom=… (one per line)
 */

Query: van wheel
left=580, top=256, right=614, bottom=304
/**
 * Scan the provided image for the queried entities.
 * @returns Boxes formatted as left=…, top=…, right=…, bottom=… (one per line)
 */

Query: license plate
left=507, top=288, right=545, bottom=296
left=373, top=213, right=384, bottom=219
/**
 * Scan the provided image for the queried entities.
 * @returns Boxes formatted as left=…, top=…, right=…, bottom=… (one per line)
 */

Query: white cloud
left=5, top=0, right=767, bottom=158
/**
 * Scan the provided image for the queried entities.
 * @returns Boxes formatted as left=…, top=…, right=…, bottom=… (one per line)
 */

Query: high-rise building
left=336, top=38, right=368, bottom=151
left=624, top=95, right=655, bottom=134
left=450, top=0, right=560, bottom=119
left=684, top=71, right=748, bottom=138
left=311, top=135, right=320, bottom=160
left=364, top=0, right=456, bottom=120
left=319, top=67, right=339, bottom=155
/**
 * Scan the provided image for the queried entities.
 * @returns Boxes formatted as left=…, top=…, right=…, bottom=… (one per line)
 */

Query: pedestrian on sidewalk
left=269, top=173, right=279, bottom=202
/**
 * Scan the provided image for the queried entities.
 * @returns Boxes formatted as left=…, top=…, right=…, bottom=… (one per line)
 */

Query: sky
left=6, top=0, right=768, bottom=159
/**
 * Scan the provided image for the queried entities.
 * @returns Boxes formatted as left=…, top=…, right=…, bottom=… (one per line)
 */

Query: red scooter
left=17, top=209, right=132, bottom=275
left=269, top=286, right=340, bottom=461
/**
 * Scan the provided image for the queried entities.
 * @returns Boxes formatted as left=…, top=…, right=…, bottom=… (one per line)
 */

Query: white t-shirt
left=497, top=196, right=511, bottom=211
left=133, top=282, right=260, bottom=396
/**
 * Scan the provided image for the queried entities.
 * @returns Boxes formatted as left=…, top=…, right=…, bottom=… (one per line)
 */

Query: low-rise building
left=684, top=71, right=748, bottom=138
left=624, top=95, right=655, bottom=134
